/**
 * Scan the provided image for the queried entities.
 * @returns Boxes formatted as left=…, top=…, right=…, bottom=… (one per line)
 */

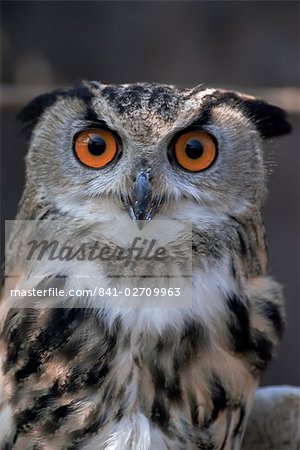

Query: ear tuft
left=240, top=97, right=292, bottom=139
left=17, top=81, right=94, bottom=136
left=213, top=90, right=292, bottom=139
left=17, top=88, right=69, bottom=135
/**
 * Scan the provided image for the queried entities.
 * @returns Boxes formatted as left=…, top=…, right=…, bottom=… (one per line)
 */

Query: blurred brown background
left=1, top=1, right=299, bottom=386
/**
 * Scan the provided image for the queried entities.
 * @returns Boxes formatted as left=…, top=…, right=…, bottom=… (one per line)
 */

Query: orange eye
left=74, top=129, right=118, bottom=169
left=174, top=131, right=217, bottom=172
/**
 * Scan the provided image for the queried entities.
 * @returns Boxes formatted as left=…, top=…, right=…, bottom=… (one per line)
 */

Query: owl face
left=20, top=81, right=291, bottom=226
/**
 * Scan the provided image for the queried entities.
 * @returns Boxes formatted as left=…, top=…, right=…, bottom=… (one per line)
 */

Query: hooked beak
left=128, top=170, right=158, bottom=229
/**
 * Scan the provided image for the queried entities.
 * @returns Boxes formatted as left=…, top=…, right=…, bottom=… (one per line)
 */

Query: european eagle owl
left=0, top=81, right=291, bottom=449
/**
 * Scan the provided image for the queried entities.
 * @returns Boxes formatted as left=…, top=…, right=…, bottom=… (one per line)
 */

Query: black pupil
left=185, top=139, right=203, bottom=159
left=88, top=136, right=106, bottom=156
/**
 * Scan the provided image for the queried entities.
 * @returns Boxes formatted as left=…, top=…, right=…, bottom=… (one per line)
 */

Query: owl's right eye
left=73, top=129, right=118, bottom=169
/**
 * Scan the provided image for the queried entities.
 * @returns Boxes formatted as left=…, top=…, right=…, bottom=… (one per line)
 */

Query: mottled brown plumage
left=0, top=81, right=291, bottom=449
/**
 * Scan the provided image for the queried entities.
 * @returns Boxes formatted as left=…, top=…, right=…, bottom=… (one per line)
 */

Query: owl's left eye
left=173, top=131, right=217, bottom=172
left=73, top=129, right=118, bottom=169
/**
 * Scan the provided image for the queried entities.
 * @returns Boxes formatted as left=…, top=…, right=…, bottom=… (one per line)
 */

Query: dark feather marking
left=250, top=331, right=273, bottom=369
left=102, top=85, right=143, bottom=114
left=14, top=309, right=88, bottom=381
left=151, top=369, right=182, bottom=413
left=227, top=294, right=274, bottom=368
left=84, top=107, right=101, bottom=124
left=174, top=318, right=206, bottom=369
left=16, top=405, right=41, bottom=432
left=31, top=392, right=57, bottom=410
left=148, top=87, right=180, bottom=118
left=115, top=406, right=125, bottom=421
left=102, top=83, right=182, bottom=120
left=211, top=90, right=292, bottom=138
left=3, top=308, right=39, bottom=372
left=118, top=86, right=143, bottom=110
left=241, top=98, right=292, bottom=138
left=150, top=362, right=166, bottom=391
left=14, top=392, right=63, bottom=433
left=236, top=229, right=248, bottom=257
left=63, top=318, right=120, bottom=392
left=36, top=308, right=87, bottom=350
left=227, top=294, right=251, bottom=353
left=261, top=300, right=285, bottom=339
left=64, top=362, right=110, bottom=393
left=231, top=260, right=236, bottom=280
left=229, top=216, right=250, bottom=257
left=60, top=353, right=112, bottom=392
left=49, top=379, right=62, bottom=396
left=233, top=405, right=246, bottom=437
left=219, top=412, right=232, bottom=450
left=82, top=416, right=106, bottom=434
left=67, top=413, right=108, bottom=448
left=189, top=395, right=199, bottom=426
left=210, top=376, right=228, bottom=422
left=101, top=86, right=125, bottom=113
left=38, top=209, right=51, bottom=220
left=14, top=353, right=40, bottom=382
left=41, top=404, right=76, bottom=434
left=51, top=403, right=75, bottom=421
left=165, top=371, right=182, bottom=402
left=149, top=362, right=170, bottom=428
left=152, top=332, right=183, bottom=403
left=149, top=320, right=205, bottom=430
left=151, top=396, right=169, bottom=427
left=18, top=81, right=94, bottom=135
left=85, top=364, right=110, bottom=387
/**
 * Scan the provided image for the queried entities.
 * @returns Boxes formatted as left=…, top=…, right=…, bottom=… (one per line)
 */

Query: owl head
left=19, top=81, right=291, bottom=227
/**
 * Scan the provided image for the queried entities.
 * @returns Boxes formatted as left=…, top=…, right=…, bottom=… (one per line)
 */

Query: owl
left=0, top=81, right=291, bottom=450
